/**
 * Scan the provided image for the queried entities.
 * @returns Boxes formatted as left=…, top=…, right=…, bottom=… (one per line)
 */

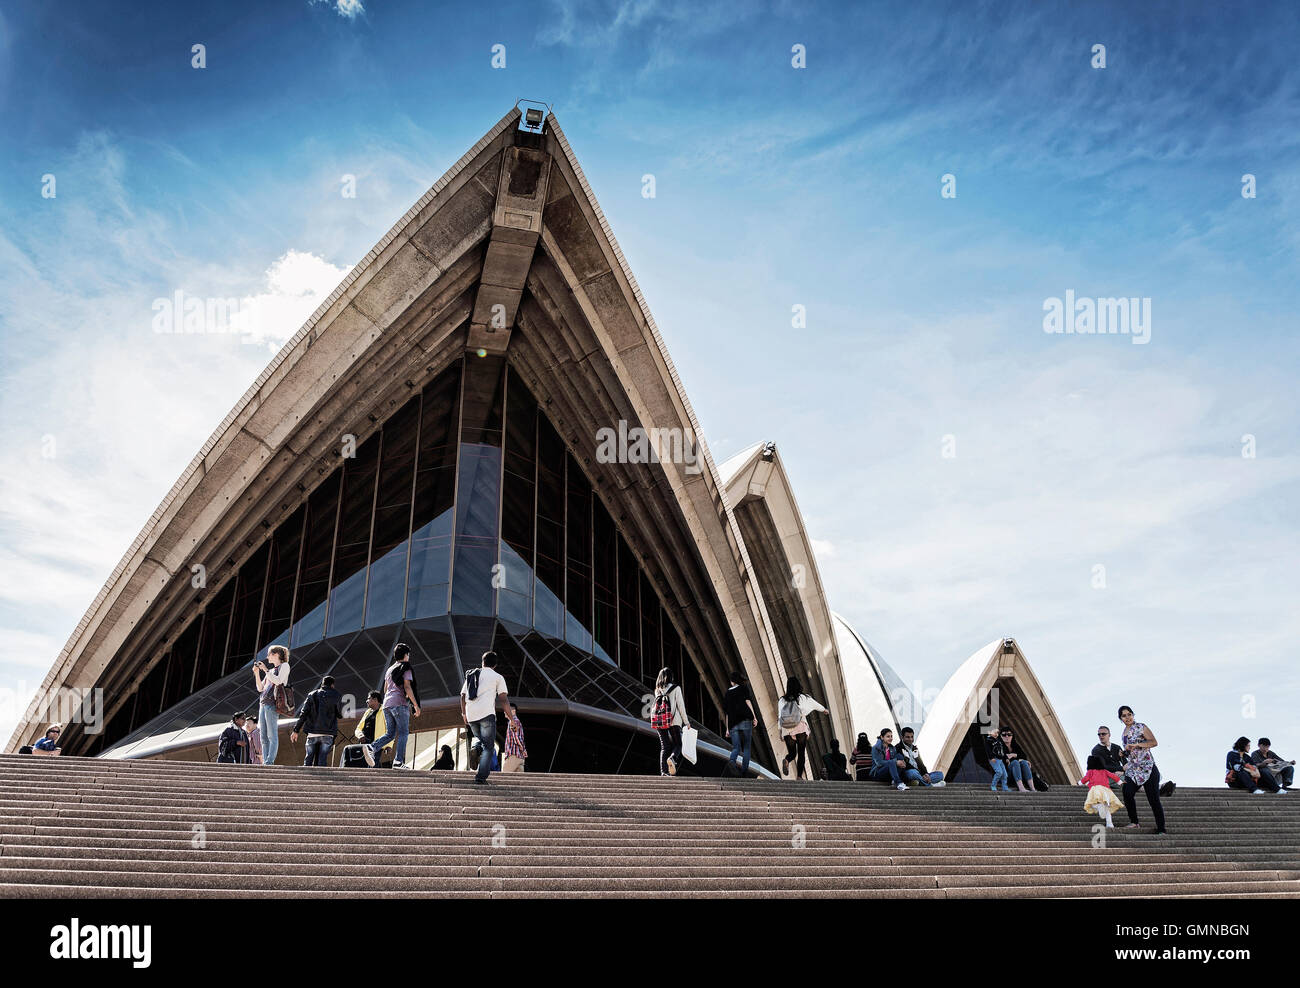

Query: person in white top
left=777, top=676, right=827, bottom=780
left=460, top=651, right=512, bottom=785
left=252, top=645, right=290, bottom=765
left=651, top=667, right=691, bottom=776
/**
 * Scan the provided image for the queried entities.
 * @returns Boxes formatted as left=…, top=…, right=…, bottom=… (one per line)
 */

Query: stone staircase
left=1, top=754, right=1297, bottom=898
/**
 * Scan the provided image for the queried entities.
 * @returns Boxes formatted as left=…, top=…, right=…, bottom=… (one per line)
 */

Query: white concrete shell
left=7, top=108, right=803, bottom=760
left=916, top=637, right=1082, bottom=784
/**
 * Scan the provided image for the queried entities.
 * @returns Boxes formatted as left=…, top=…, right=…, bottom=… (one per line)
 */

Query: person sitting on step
left=1227, top=736, right=1286, bottom=794
left=869, top=728, right=909, bottom=791
left=896, top=727, right=945, bottom=787
left=848, top=733, right=874, bottom=781
left=821, top=738, right=851, bottom=781
left=1251, top=738, right=1295, bottom=791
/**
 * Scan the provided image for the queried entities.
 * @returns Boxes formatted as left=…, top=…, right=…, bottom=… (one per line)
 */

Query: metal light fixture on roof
left=524, top=107, right=544, bottom=130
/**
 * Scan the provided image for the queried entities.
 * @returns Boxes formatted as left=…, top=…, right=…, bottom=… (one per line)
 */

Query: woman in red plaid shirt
left=503, top=705, right=527, bottom=772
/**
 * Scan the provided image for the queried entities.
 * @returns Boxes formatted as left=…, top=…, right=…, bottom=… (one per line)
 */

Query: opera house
left=7, top=107, right=1080, bottom=784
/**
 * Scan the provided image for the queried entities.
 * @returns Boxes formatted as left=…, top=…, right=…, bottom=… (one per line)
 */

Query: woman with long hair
left=777, top=675, right=827, bottom=780
left=651, top=667, right=691, bottom=776
left=252, top=645, right=290, bottom=765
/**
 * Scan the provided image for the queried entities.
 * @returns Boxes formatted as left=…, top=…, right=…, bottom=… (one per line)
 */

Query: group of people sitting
left=819, top=727, right=946, bottom=789
left=1225, top=737, right=1294, bottom=794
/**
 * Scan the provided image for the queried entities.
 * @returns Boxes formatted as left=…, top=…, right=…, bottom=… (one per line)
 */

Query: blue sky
left=1, top=0, right=1297, bottom=785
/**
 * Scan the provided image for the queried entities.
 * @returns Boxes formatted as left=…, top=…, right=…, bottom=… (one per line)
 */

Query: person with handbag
left=1228, top=736, right=1285, bottom=793
left=252, top=645, right=291, bottom=766
left=651, top=667, right=690, bottom=776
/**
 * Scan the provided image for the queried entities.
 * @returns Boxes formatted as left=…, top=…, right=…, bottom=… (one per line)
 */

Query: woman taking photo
left=1118, top=705, right=1168, bottom=834
left=252, top=645, right=290, bottom=766
left=651, top=667, right=691, bottom=776
left=777, top=676, right=827, bottom=780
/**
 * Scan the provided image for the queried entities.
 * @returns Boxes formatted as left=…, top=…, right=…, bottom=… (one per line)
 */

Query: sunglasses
left=1000, top=732, right=1012, bottom=737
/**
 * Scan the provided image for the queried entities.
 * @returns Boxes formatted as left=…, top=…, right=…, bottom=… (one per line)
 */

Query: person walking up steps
left=652, top=667, right=691, bottom=776
left=1080, top=755, right=1123, bottom=828
left=461, top=651, right=513, bottom=785
left=363, top=643, right=421, bottom=769
left=291, top=675, right=344, bottom=766
left=777, top=677, right=827, bottom=780
left=502, top=705, right=527, bottom=773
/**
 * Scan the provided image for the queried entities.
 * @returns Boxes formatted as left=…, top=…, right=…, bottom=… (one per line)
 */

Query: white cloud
left=310, top=0, right=365, bottom=19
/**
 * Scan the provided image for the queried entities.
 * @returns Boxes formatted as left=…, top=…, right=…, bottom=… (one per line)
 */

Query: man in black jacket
left=291, top=676, right=344, bottom=766
left=1091, top=726, right=1127, bottom=784
left=821, top=739, right=851, bottom=781
left=217, top=712, right=249, bottom=763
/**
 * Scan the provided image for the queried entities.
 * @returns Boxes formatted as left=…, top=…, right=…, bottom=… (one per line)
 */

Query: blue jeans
left=1009, top=759, right=1033, bottom=784
left=902, top=768, right=945, bottom=786
left=259, top=703, right=279, bottom=765
left=990, top=761, right=1010, bottom=789
left=467, top=715, right=497, bottom=783
left=371, top=704, right=410, bottom=767
left=869, top=759, right=903, bottom=785
left=304, top=736, right=334, bottom=766
left=728, top=722, right=753, bottom=775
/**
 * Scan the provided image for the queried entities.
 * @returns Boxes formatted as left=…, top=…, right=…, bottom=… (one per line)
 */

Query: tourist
left=364, top=643, right=422, bottom=769
left=897, top=727, right=945, bottom=787
left=1252, top=738, right=1295, bottom=791
left=848, top=733, right=874, bottom=781
left=1227, top=737, right=1283, bottom=794
left=869, top=727, right=909, bottom=791
left=822, top=738, right=851, bottom=781
left=290, top=675, right=344, bottom=767
left=252, top=645, right=290, bottom=765
left=502, top=705, right=527, bottom=773
left=777, top=676, right=827, bottom=780
left=244, top=713, right=263, bottom=765
left=431, top=745, right=455, bottom=770
left=1118, top=705, right=1168, bottom=833
left=651, top=667, right=691, bottom=777
left=723, top=669, right=757, bottom=777
left=31, top=723, right=62, bottom=756
left=460, top=650, right=513, bottom=785
left=1091, top=726, right=1126, bottom=780
left=1079, top=755, right=1123, bottom=828
left=984, top=727, right=1012, bottom=792
left=1002, top=727, right=1036, bottom=793
left=216, top=712, right=249, bottom=763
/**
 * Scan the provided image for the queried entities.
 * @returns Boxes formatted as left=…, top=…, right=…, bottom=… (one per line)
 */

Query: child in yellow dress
left=1080, top=755, right=1123, bottom=828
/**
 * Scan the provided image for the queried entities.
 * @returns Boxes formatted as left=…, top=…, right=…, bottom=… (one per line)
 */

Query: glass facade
left=88, top=357, right=742, bottom=770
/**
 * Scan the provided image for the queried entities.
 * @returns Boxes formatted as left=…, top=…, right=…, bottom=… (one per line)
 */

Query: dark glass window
left=534, top=415, right=565, bottom=637
left=450, top=443, right=500, bottom=616
left=226, top=542, right=270, bottom=675
left=192, top=579, right=234, bottom=696
left=365, top=398, right=419, bottom=628
left=129, top=654, right=169, bottom=733
left=565, top=454, right=593, bottom=651
left=616, top=534, right=640, bottom=680
left=161, top=617, right=202, bottom=711
left=327, top=433, right=380, bottom=635
left=292, top=472, right=340, bottom=647
left=592, top=497, right=617, bottom=664
left=259, top=506, right=304, bottom=652
left=408, top=363, right=460, bottom=618
left=500, top=368, right=536, bottom=628
left=640, top=571, right=661, bottom=683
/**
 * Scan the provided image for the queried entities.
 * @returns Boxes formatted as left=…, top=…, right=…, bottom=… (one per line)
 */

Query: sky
left=1, top=0, right=1297, bottom=786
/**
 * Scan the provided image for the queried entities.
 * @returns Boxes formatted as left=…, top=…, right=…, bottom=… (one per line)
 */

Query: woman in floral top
left=1118, top=705, right=1167, bottom=834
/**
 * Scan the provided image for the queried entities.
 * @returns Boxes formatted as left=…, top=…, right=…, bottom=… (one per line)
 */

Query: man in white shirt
left=460, top=650, right=512, bottom=785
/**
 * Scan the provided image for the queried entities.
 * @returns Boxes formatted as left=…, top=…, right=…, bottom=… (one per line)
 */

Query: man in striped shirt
left=503, top=705, right=527, bottom=773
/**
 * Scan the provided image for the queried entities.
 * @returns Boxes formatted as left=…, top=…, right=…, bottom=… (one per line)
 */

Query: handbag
left=680, top=725, right=698, bottom=765
left=273, top=683, right=296, bottom=718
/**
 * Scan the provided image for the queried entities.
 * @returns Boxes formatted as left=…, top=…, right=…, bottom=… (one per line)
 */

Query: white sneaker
left=361, top=745, right=375, bottom=767
left=931, top=780, right=946, bottom=787
left=896, top=783, right=908, bottom=791
left=1252, top=788, right=1265, bottom=794
left=1277, top=789, right=1289, bottom=795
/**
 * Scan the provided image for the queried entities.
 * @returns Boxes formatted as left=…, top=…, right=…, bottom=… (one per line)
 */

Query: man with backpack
left=290, top=675, right=344, bottom=766
left=216, top=712, right=249, bottom=763
left=460, top=651, right=512, bottom=785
